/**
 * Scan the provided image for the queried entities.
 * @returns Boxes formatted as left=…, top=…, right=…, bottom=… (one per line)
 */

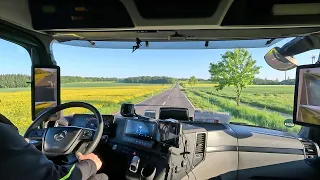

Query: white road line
left=182, top=91, right=195, bottom=108
left=162, top=102, right=166, bottom=105
left=167, top=88, right=175, bottom=99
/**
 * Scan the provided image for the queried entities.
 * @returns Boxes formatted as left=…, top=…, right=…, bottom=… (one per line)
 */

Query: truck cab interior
left=2, top=1, right=320, bottom=180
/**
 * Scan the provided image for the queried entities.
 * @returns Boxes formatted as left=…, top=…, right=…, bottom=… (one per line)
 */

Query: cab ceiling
left=1, top=0, right=320, bottom=41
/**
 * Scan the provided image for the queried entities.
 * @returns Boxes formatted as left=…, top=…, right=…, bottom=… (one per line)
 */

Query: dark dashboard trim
left=239, top=146, right=304, bottom=155
left=207, top=146, right=304, bottom=155
left=207, top=146, right=238, bottom=152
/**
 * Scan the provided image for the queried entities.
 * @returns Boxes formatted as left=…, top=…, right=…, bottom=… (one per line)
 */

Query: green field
left=0, top=82, right=170, bottom=134
left=61, top=81, right=169, bottom=88
left=185, top=85, right=300, bottom=133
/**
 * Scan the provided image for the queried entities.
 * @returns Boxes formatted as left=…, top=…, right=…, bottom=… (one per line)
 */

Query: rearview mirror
left=32, top=66, right=60, bottom=120
left=294, top=64, right=320, bottom=127
left=264, top=47, right=298, bottom=71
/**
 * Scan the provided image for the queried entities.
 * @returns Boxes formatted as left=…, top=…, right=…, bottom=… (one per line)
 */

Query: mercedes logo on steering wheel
left=54, top=130, right=67, bottom=141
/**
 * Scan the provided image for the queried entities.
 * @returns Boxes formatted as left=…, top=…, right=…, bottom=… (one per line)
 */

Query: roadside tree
left=209, top=48, right=260, bottom=106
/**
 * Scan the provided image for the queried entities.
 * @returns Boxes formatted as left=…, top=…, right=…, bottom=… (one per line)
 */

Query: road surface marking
left=182, top=91, right=195, bottom=108
left=167, top=88, right=175, bottom=99
left=135, top=88, right=173, bottom=105
left=162, top=102, right=166, bottom=105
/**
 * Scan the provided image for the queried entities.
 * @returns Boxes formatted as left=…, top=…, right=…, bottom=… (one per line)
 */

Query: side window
left=0, top=38, right=32, bottom=134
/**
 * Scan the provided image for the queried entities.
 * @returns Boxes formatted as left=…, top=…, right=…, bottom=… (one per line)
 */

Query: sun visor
left=57, top=38, right=284, bottom=49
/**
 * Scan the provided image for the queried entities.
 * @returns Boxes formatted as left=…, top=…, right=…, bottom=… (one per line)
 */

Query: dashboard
left=65, top=113, right=320, bottom=180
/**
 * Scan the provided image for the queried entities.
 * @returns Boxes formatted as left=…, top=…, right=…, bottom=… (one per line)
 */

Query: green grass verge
left=185, top=89, right=300, bottom=133
left=195, top=85, right=294, bottom=115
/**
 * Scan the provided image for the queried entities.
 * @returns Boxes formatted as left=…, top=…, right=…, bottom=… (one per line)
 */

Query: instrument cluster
left=71, top=114, right=114, bottom=131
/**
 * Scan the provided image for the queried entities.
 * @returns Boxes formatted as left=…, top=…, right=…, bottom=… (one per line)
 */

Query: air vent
left=301, top=139, right=318, bottom=159
left=196, top=133, right=206, bottom=154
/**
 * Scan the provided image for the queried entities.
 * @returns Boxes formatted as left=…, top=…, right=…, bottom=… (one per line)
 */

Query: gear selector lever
left=129, top=156, right=140, bottom=173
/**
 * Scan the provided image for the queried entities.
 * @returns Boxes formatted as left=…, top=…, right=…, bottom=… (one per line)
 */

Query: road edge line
left=181, top=90, right=195, bottom=109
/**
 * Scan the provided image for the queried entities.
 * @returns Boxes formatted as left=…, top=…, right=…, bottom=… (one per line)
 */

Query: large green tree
left=209, top=48, right=260, bottom=106
left=188, top=76, right=198, bottom=88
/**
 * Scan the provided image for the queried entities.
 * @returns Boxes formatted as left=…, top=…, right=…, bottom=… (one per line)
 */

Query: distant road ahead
left=134, top=84, right=195, bottom=118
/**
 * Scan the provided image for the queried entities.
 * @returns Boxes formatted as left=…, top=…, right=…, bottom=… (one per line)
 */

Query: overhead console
left=222, top=0, right=320, bottom=26
left=134, top=0, right=220, bottom=19
left=28, top=0, right=134, bottom=30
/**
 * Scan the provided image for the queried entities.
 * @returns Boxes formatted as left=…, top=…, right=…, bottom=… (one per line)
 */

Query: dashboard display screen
left=125, top=120, right=156, bottom=140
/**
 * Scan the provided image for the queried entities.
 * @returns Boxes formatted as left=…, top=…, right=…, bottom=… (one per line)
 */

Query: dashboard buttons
left=123, top=136, right=154, bottom=148
left=175, top=166, right=181, bottom=173
left=101, top=135, right=108, bottom=142
left=181, top=161, right=186, bottom=168
left=112, top=144, right=117, bottom=150
left=82, top=129, right=93, bottom=139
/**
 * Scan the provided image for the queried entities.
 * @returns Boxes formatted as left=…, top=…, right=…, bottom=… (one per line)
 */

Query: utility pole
left=285, top=71, right=286, bottom=81
left=312, top=55, right=315, bottom=64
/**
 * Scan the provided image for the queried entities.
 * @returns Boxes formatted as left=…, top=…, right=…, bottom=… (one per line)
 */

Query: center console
left=102, top=117, right=182, bottom=180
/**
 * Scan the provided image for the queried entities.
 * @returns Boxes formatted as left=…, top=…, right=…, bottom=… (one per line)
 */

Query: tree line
left=253, top=78, right=295, bottom=85
left=0, top=73, right=295, bottom=89
left=0, top=74, right=176, bottom=88
left=61, top=76, right=117, bottom=83
left=119, top=76, right=176, bottom=84
left=0, top=74, right=30, bottom=88
left=0, top=74, right=118, bottom=88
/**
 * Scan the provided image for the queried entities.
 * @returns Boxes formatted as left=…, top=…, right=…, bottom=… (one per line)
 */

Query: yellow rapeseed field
left=0, top=85, right=169, bottom=134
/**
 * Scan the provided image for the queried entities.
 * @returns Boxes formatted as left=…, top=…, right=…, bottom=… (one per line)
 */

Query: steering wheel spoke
left=25, top=128, right=47, bottom=140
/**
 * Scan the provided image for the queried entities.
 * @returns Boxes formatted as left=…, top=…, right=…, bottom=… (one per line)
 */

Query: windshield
left=49, top=37, right=320, bottom=134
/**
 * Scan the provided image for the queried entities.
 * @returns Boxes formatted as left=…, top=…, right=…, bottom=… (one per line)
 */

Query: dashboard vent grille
left=196, top=133, right=206, bottom=154
left=301, top=139, right=318, bottom=159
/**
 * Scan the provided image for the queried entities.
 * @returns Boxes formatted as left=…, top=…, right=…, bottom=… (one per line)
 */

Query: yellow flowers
left=0, top=85, right=169, bottom=134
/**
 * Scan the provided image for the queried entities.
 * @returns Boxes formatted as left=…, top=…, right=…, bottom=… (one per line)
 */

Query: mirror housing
left=264, top=47, right=298, bottom=71
left=284, top=119, right=295, bottom=128
left=32, top=66, right=61, bottom=120
left=294, top=64, right=320, bottom=127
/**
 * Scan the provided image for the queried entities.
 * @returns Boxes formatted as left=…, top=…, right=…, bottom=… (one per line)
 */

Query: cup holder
left=141, top=164, right=156, bottom=180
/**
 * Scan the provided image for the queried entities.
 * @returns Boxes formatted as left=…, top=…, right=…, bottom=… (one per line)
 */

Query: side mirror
left=284, top=119, right=295, bottom=128
left=264, top=47, right=298, bottom=71
left=294, top=64, right=320, bottom=127
left=32, top=66, right=60, bottom=120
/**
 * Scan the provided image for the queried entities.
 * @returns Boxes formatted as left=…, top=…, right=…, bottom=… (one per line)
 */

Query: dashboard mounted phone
left=31, top=65, right=61, bottom=121
left=293, top=63, right=320, bottom=127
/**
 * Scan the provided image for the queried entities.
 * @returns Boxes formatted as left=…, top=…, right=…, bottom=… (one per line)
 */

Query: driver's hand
left=76, top=152, right=102, bottom=170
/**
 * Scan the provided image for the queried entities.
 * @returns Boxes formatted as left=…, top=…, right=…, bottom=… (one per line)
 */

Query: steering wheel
left=24, top=102, right=104, bottom=157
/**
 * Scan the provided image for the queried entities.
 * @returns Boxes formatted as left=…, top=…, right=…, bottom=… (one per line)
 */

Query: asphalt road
left=134, top=83, right=195, bottom=118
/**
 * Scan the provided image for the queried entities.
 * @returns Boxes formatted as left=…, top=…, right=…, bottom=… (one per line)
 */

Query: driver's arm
left=0, top=114, right=100, bottom=180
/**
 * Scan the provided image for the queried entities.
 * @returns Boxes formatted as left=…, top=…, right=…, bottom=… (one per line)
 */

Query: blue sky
left=0, top=38, right=319, bottom=80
